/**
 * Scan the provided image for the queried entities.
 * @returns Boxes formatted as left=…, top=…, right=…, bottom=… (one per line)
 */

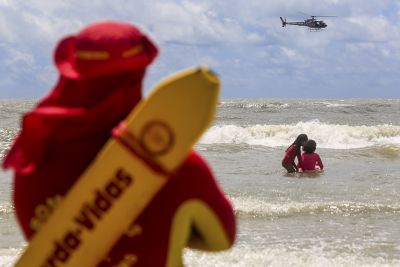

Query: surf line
left=41, top=168, right=133, bottom=267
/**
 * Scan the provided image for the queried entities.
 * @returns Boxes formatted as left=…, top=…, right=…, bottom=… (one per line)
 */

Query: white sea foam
left=0, top=128, right=17, bottom=159
left=231, top=196, right=400, bottom=218
left=184, top=245, right=400, bottom=267
left=0, top=248, right=23, bottom=267
left=321, top=101, right=354, bottom=108
left=219, top=101, right=290, bottom=110
left=0, top=203, right=14, bottom=216
left=200, top=120, right=400, bottom=149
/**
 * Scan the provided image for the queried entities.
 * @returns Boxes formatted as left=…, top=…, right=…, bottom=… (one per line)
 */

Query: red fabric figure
left=281, top=134, right=308, bottom=173
left=301, top=153, right=324, bottom=171
left=298, top=139, right=324, bottom=172
left=282, top=143, right=302, bottom=170
left=3, top=21, right=235, bottom=267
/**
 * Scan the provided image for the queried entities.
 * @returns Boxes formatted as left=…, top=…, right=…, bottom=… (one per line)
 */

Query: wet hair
left=303, top=139, right=317, bottom=154
left=286, top=134, right=308, bottom=151
left=293, top=134, right=308, bottom=147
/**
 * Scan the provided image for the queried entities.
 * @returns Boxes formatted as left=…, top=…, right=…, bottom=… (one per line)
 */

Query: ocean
left=1, top=99, right=400, bottom=266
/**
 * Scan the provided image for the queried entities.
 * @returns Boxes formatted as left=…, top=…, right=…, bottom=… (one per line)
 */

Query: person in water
left=282, top=134, right=308, bottom=173
left=298, top=139, right=324, bottom=172
left=2, top=21, right=235, bottom=267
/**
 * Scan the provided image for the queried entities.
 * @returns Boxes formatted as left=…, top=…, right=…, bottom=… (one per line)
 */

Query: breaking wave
left=0, top=202, right=14, bottom=216
left=0, top=128, right=17, bottom=159
left=220, top=101, right=289, bottom=110
left=201, top=120, right=400, bottom=149
left=232, top=197, right=400, bottom=218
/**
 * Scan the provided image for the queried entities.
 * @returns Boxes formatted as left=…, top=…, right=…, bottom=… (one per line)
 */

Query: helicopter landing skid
left=309, top=28, right=323, bottom=32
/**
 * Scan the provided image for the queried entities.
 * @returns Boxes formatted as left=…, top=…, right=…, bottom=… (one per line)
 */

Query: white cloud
left=0, top=0, right=14, bottom=8
left=281, top=47, right=297, bottom=58
left=134, top=1, right=263, bottom=45
left=346, top=15, right=400, bottom=42
left=0, top=16, right=16, bottom=42
left=6, top=48, right=34, bottom=66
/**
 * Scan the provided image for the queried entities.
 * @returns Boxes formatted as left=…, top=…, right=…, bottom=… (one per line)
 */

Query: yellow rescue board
left=14, top=67, right=220, bottom=267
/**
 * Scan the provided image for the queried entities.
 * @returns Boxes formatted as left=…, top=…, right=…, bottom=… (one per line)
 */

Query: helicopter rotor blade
left=299, top=12, right=337, bottom=18
left=312, top=15, right=337, bottom=18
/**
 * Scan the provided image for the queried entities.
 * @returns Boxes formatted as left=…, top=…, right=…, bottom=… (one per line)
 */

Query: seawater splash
left=184, top=245, right=400, bottom=267
left=220, top=101, right=290, bottom=111
left=200, top=120, right=400, bottom=149
left=0, top=202, right=14, bottom=216
left=232, top=196, right=400, bottom=218
left=0, top=128, right=17, bottom=159
left=0, top=248, right=23, bottom=267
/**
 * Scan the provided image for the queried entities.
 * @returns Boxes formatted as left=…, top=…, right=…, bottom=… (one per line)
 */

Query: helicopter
left=280, top=15, right=336, bottom=31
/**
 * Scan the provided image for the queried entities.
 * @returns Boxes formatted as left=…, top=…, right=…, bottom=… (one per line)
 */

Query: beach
left=1, top=99, right=400, bottom=266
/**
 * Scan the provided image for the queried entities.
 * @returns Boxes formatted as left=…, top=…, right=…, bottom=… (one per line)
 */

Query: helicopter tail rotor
left=280, top=17, right=287, bottom=27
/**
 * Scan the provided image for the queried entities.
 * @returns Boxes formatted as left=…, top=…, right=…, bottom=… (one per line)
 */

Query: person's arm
left=167, top=151, right=236, bottom=262
left=296, top=147, right=303, bottom=170
left=296, top=160, right=302, bottom=172
left=316, top=154, right=324, bottom=170
left=185, top=152, right=235, bottom=251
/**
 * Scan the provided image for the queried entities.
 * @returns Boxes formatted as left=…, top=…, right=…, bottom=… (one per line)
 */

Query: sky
left=0, top=0, right=400, bottom=99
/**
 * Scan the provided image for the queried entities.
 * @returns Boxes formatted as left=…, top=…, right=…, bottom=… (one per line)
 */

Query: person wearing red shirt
left=3, top=21, right=235, bottom=267
left=298, top=139, right=324, bottom=172
left=282, top=134, right=308, bottom=173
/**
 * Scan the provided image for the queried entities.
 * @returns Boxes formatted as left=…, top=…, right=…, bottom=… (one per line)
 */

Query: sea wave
left=0, top=128, right=17, bottom=159
left=232, top=197, right=400, bottom=218
left=0, top=248, right=23, bottom=267
left=0, top=202, right=14, bottom=216
left=220, top=101, right=289, bottom=111
left=219, top=99, right=398, bottom=112
left=200, top=120, right=400, bottom=149
left=353, top=145, right=400, bottom=159
left=184, top=245, right=400, bottom=267
left=322, top=102, right=354, bottom=108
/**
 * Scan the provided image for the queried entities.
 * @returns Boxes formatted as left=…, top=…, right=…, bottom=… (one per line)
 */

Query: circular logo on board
left=139, top=121, right=174, bottom=156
